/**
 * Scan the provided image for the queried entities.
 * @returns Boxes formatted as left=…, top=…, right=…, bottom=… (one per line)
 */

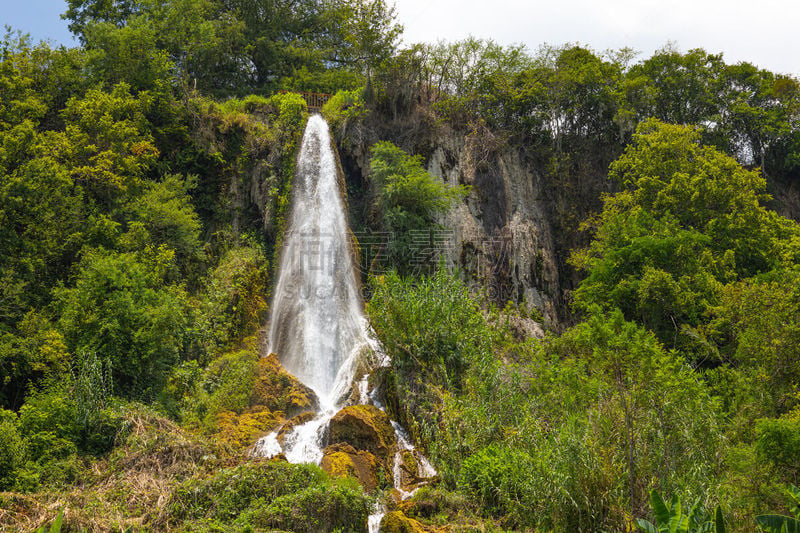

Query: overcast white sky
left=392, top=0, right=800, bottom=75
left=2, top=0, right=798, bottom=76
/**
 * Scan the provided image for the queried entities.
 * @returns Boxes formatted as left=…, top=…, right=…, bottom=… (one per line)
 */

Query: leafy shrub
left=122, top=174, right=204, bottom=279
left=14, top=388, right=82, bottom=489
left=0, top=312, right=71, bottom=410
left=0, top=409, right=24, bottom=490
left=243, top=482, right=372, bottom=533
left=368, top=269, right=492, bottom=390
left=169, top=461, right=326, bottom=521
left=18, top=389, right=80, bottom=445
left=196, top=245, right=270, bottom=353
left=368, top=141, right=467, bottom=274
left=198, top=346, right=259, bottom=430
left=322, top=88, right=367, bottom=130
left=54, top=247, right=191, bottom=400
left=80, top=405, right=123, bottom=456
left=218, top=94, right=272, bottom=115
left=370, top=277, right=723, bottom=530
left=458, top=444, right=536, bottom=518
left=756, top=418, right=800, bottom=479
left=161, top=360, right=204, bottom=421
left=168, top=461, right=372, bottom=532
left=279, top=65, right=364, bottom=95
left=266, top=92, right=308, bottom=133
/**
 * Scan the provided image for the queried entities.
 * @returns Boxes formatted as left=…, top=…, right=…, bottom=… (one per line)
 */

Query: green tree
left=64, top=0, right=399, bottom=95
left=571, top=119, right=800, bottom=352
left=332, top=0, right=402, bottom=79
left=550, top=308, right=723, bottom=517
left=54, top=248, right=190, bottom=399
left=625, top=46, right=724, bottom=127
left=122, top=173, right=204, bottom=279
left=368, top=141, right=466, bottom=273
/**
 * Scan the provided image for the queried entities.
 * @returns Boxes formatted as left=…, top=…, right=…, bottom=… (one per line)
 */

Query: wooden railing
left=280, top=91, right=332, bottom=111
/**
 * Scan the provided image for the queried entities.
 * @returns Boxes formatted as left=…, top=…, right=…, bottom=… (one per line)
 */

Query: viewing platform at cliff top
left=281, top=91, right=332, bottom=111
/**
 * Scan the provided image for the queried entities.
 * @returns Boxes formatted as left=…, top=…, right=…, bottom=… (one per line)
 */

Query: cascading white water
left=253, top=114, right=371, bottom=462
left=266, top=114, right=369, bottom=410
left=253, top=115, right=436, bottom=531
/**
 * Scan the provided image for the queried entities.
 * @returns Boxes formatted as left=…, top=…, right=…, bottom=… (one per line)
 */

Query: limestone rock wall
left=335, top=117, right=586, bottom=329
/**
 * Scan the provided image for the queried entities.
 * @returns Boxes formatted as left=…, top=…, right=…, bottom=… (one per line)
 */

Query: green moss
left=328, top=405, right=397, bottom=462
left=214, top=409, right=281, bottom=449
left=250, top=354, right=319, bottom=417
left=379, top=511, right=429, bottom=533
left=321, top=443, right=381, bottom=492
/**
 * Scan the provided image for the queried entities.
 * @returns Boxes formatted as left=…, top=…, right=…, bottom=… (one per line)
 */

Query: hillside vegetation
left=1, top=0, right=800, bottom=531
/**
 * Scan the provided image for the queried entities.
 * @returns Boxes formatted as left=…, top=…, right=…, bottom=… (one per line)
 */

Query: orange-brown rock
left=327, top=405, right=396, bottom=463
left=251, top=353, right=319, bottom=417
left=320, top=443, right=381, bottom=492
left=379, top=511, right=436, bottom=533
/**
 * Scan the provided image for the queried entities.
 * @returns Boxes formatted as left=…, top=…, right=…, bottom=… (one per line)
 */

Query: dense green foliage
left=168, top=461, right=373, bottom=532
left=370, top=273, right=725, bottom=529
left=363, top=119, right=800, bottom=532
left=367, top=142, right=466, bottom=273
left=571, top=119, right=800, bottom=355
left=375, top=39, right=799, bottom=179
left=0, top=21, right=307, bottom=503
left=64, top=0, right=402, bottom=95
left=3, top=0, right=800, bottom=531
left=755, top=485, right=800, bottom=533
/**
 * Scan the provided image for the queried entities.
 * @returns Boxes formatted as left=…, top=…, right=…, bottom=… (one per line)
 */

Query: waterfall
left=253, top=114, right=372, bottom=462
left=252, top=116, right=436, bottom=531
left=266, top=114, right=369, bottom=410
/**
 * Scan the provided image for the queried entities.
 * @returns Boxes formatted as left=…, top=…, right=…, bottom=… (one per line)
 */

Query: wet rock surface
left=320, top=443, right=381, bottom=492
left=327, top=405, right=397, bottom=464
left=276, top=411, right=317, bottom=446
left=251, top=353, right=320, bottom=417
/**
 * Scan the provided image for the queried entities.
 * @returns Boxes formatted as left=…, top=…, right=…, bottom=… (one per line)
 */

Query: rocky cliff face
left=427, top=133, right=564, bottom=327
left=333, top=112, right=617, bottom=329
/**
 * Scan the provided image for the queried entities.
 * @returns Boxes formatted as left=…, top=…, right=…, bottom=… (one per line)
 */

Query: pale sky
left=1, top=0, right=797, bottom=76
left=393, top=0, right=800, bottom=75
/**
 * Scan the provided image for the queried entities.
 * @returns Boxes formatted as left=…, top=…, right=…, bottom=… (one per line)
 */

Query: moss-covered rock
left=396, top=450, right=418, bottom=492
left=199, top=348, right=319, bottom=450
left=215, top=409, right=282, bottom=449
left=379, top=511, right=432, bottom=533
left=327, top=405, right=396, bottom=463
left=320, top=443, right=381, bottom=492
left=251, top=353, right=319, bottom=417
